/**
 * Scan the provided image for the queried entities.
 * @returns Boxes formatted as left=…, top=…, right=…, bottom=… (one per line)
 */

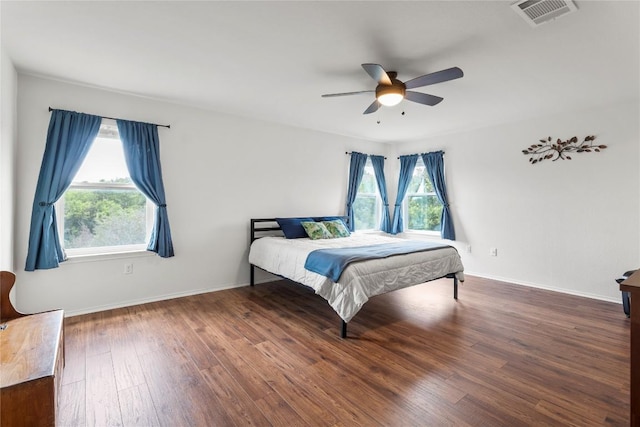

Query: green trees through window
left=406, top=161, right=443, bottom=232
left=63, top=179, right=147, bottom=249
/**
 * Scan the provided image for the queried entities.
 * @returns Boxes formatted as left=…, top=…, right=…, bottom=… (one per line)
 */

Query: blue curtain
left=25, top=110, right=102, bottom=271
left=370, top=155, right=391, bottom=233
left=422, top=151, right=455, bottom=240
left=390, top=154, right=418, bottom=234
left=117, top=120, right=174, bottom=257
left=345, top=152, right=368, bottom=231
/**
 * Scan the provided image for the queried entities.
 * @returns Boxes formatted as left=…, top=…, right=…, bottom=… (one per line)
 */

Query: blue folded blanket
left=304, top=241, right=449, bottom=282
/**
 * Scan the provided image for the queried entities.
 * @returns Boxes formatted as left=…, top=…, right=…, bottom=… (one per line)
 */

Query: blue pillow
left=276, top=217, right=314, bottom=239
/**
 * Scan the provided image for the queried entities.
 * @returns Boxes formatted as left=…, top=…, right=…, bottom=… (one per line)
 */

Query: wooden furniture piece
left=1, top=270, right=24, bottom=322
left=621, top=270, right=640, bottom=426
left=1, top=271, right=64, bottom=427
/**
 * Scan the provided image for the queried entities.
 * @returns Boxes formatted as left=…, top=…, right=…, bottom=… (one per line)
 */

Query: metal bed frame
left=249, top=218, right=459, bottom=338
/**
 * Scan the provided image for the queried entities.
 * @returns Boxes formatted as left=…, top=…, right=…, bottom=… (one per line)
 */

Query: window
left=404, top=157, right=443, bottom=233
left=56, top=120, right=153, bottom=256
left=352, top=158, right=381, bottom=230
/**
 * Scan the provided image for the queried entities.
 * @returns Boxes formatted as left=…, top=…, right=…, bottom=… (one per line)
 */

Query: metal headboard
left=250, top=218, right=283, bottom=243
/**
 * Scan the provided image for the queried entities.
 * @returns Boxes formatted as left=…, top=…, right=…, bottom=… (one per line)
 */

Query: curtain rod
left=397, top=151, right=445, bottom=159
left=345, top=151, right=387, bottom=159
left=48, top=107, right=170, bottom=129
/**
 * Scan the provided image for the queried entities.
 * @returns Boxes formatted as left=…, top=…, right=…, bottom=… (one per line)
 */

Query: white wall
left=391, top=100, right=639, bottom=302
left=15, top=74, right=386, bottom=315
left=12, top=73, right=638, bottom=315
left=1, top=47, right=17, bottom=271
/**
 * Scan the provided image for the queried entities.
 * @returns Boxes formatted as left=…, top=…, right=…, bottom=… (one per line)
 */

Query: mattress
left=248, top=233, right=465, bottom=322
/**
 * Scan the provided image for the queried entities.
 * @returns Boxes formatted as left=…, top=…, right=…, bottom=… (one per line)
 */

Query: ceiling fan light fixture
left=378, top=92, right=404, bottom=106
left=376, top=85, right=405, bottom=106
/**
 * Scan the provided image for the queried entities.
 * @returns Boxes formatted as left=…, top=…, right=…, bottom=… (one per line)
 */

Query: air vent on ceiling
left=512, top=0, right=577, bottom=27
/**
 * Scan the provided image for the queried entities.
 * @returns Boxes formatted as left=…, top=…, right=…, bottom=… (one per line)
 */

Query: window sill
left=397, top=230, right=443, bottom=241
left=64, top=249, right=154, bottom=264
left=352, top=230, right=387, bottom=236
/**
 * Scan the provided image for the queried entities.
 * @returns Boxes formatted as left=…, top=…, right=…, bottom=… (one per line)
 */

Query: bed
left=248, top=217, right=465, bottom=338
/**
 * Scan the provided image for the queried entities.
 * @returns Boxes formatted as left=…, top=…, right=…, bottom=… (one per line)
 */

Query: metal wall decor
left=522, top=135, right=606, bottom=164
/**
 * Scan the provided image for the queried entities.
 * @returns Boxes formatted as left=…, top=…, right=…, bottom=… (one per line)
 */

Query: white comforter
left=248, top=233, right=465, bottom=322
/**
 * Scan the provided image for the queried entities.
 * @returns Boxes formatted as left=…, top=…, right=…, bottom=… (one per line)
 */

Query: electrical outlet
left=466, top=245, right=472, bottom=253
left=490, top=247, right=498, bottom=257
left=124, top=263, right=133, bottom=274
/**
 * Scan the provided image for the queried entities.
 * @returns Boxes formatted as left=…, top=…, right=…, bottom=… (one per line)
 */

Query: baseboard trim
left=464, top=271, right=621, bottom=304
left=64, top=273, right=621, bottom=318
left=65, top=282, right=249, bottom=317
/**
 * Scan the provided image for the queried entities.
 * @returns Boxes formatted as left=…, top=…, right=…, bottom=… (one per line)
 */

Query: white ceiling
left=1, top=1, right=638, bottom=143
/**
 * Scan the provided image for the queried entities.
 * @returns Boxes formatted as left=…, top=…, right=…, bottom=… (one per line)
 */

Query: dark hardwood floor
left=59, top=275, right=629, bottom=426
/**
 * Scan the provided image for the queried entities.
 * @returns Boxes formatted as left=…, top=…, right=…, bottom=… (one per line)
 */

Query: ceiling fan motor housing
left=376, top=74, right=406, bottom=103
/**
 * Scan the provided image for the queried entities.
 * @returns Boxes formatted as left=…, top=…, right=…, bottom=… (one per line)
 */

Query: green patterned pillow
left=301, top=221, right=333, bottom=240
left=322, top=220, right=350, bottom=238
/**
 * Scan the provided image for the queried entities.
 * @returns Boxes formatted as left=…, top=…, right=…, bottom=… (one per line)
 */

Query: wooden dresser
left=621, top=270, right=640, bottom=426
left=1, top=271, right=65, bottom=427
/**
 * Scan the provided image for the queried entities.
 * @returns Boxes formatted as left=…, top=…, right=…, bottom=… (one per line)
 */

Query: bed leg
left=341, top=320, right=347, bottom=338
left=453, top=276, right=458, bottom=300
left=250, top=264, right=255, bottom=287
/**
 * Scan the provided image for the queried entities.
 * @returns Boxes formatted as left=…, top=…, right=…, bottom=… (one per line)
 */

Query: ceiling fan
left=322, top=63, right=463, bottom=114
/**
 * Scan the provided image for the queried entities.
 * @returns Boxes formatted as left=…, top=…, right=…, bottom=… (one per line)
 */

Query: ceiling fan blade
left=361, top=63, right=392, bottom=85
left=405, top=91, right=444, bottom=106
left=404, top=67, right=463, bottom=90
left=363, top=100, right=381, bottom=114
left=321, top=90, right=375, bottom=98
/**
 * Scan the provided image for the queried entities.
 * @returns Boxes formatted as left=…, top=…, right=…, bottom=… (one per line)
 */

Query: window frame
left=402, top=157, right=442, bottom=236
left=55, top=120, right=154, bottom=258
left=352, top=157, right=382, bottom=232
